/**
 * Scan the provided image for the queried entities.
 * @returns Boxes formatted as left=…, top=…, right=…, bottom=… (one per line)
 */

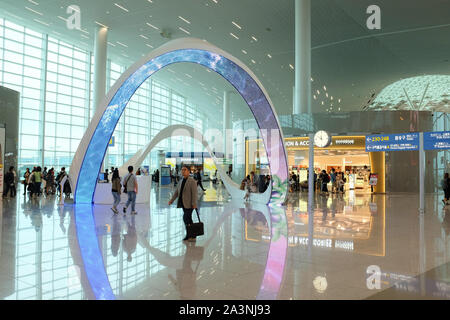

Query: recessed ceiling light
left=317, top=90, right=320, bottom=95
left=230, top=32, right=239, bottom=40
left=241, top=49, right=247, bottom=54
left=211, top=0, right=218, bottom=3
left=185, top=73, right=193, bottom=78
left=323, top=85, right=327, bottom=91
left=251, top=59, right=256, bottom=64
left=179, top=27, right=190, bottom=35
left=251, top=36, right=258, bottom=42
left=114, top=3, right=129, bottom=12
left=116, top=41, right=128, bottom=47
left=81, top=34, right=89, bottom=39
left=267, top=54, right=272, bottom=58
left=95, top=21, right=108, bottom=28
left=57, top=16, right=67, bottom=22
left=107, top=42, right=116, bottom=47
left=148, top=0, right=153, bottom=3
left=140, top=34, right=149, bottom=40
left=289, top=64, right=294, bottom=70
left=146, top=22, right=159, bottom=30
left=25, top=6, right=43, bottom=15
left=33, top=18, right=49, bottom=26
left=28, top=0, right=39, bottom=5
left=178, top=16, right=191, bottom=24
left=146, top=43, right=154, bottom=48
left=232, top=21, right=242, bottom=29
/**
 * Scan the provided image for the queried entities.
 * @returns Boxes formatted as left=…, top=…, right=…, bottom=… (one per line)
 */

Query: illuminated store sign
left=424, top=131, right=450, bottom=150
left=365, top=133, right=419, bottom=152
left=284, top=136, right=365, bottom=150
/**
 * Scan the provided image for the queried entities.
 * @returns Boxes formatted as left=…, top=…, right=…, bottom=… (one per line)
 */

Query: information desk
left=93, top=175, right=151, bottom=204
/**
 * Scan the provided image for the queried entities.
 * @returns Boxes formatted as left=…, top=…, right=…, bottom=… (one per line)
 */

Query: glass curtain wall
left=0, top=17, right=208, bottom=176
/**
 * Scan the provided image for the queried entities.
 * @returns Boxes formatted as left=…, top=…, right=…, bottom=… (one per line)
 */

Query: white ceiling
left=1, top=0, right=449, bottom=120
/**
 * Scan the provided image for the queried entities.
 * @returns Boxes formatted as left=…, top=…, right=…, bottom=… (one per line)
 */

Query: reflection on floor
left=0, top=182, right=450, bottom=300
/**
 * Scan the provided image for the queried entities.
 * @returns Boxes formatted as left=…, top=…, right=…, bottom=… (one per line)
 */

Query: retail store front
left=165, top=151, right=224, bottom=181
left=246, top=136, right=385, bottom=193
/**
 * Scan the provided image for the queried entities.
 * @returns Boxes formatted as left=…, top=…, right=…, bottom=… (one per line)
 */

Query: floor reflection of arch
left=70, top=202, right=287, bottom=300
left=118, top=124, right=272, bottom=204
left=69, top=38, right=288, bottom=205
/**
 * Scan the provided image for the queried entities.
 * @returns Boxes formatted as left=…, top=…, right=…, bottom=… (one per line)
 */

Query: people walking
left=320, top=170, right=330, bottom=194
left=111, top=168, right=121, bottom=214
left=168, top=165, right=199, bottom=242
left=23, top=168, right=30, bottom=195
left=30, top=167, right=42, bottom=198
left=442, top=173, right=450, bottom=206
left=123, top=166, right=138, bottom=215
left=330, top=168, right=337, bottom=193
left=2, top=166, right=16, bottom=198
left=45, top=168, right=55, bottom=195
left=195, top=169, right=206, bottom=192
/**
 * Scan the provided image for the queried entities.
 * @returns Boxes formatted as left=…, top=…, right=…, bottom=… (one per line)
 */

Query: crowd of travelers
left=2, top=166, right=71, bottom=198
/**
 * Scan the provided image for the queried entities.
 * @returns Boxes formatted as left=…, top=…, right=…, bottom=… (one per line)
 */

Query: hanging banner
left=365, top=133, right=419, bottom=152
left=423, top=131, right=450, bottom=150
left=0, top=127, right=5, bottom=195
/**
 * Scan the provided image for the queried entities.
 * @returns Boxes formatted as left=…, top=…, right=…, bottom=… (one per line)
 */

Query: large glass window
left=0, top=17, right=207, bottom=175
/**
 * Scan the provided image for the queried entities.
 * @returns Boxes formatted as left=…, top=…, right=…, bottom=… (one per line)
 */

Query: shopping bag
left=187, top=209, right=204, bottom=237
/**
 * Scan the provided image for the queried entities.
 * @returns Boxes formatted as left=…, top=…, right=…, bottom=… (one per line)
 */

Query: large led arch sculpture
left=70, top=38, right=288, bottom=204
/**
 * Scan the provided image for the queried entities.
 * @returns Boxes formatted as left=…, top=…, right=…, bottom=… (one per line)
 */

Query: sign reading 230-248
left=366, top=133, right=419, bottom=152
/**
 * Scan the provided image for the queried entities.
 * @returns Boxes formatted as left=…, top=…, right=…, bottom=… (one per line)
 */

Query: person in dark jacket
left=3, top=166, right=15, bottom=197
left=194, top=169, right=206, bottom=192
left=168, top=165, right=199, bottom=242
left=442, top=173, right=450, bottom=206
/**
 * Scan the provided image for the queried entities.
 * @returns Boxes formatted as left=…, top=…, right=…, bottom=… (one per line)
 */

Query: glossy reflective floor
left=1, top=182, right=450, bottom=300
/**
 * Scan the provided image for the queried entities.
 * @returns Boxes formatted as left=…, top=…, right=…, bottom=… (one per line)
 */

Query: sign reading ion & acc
left=365, top=133, right=419, bottom=152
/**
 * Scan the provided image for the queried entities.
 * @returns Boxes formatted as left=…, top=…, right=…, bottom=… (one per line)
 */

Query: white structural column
left=223, top=91, right=231, bottom=159
left=93, top=26, right=108, bottom=170
left=93, top=26, right=108, bottom=113
left=294, top=0, right=311, bottom=114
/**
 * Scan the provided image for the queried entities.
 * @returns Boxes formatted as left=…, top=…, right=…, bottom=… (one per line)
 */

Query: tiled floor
left=1, top=182, right=449, bottom=300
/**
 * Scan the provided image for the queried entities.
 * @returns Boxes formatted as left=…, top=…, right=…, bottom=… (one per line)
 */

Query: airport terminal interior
left=0, top=0, right=450, bottom=300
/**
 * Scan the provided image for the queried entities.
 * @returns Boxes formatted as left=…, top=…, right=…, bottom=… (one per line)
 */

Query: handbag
left=123, top=175, right=131, bottom=193
left=187, top=209, right=204, bottom=237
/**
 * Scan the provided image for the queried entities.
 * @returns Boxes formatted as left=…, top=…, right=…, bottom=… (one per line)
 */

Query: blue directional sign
left=365, top=133, right=419, bottom=152
left=424, top=131, right=450, bottom=150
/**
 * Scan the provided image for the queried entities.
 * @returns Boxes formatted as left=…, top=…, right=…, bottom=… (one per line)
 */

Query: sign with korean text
left=423, top=131, right=450, bottom=150
left=365, top=133, right=419, bottom=152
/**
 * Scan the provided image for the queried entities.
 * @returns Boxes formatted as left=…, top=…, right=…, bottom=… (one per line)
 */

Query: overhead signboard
left=423, top=131, right=450, bottom=150
left=365, top=133, right=419, bottom=152
left=284, top=136, right=366, bottom=150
